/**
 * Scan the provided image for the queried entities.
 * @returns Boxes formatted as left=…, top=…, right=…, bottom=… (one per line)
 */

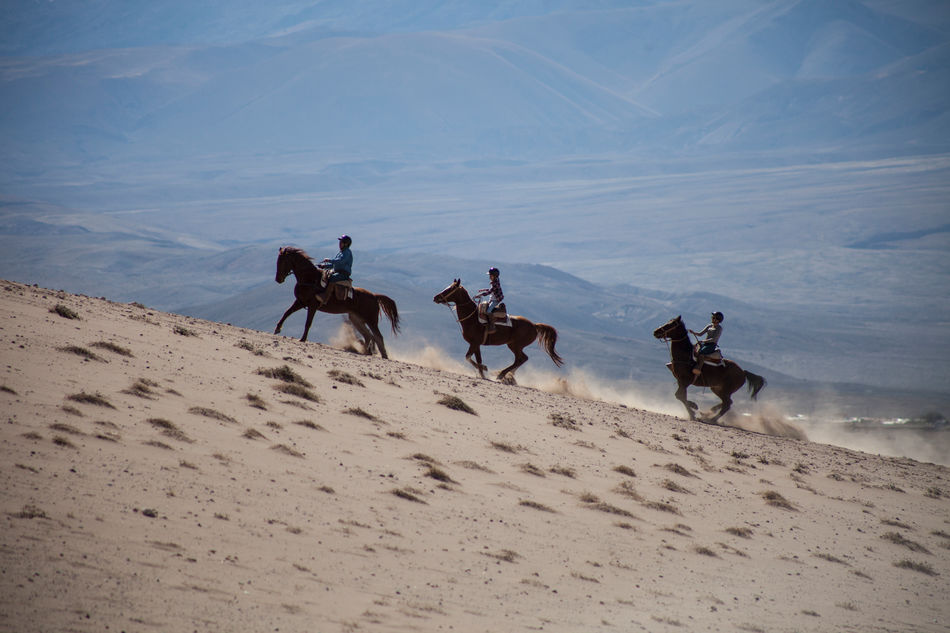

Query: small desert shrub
left=694, top=546, right=718, bottom=557
left=91, top=341, right=133, bottom=357
left=836, top=602, right=858, bottom=612
left=12, top=504, right=47, bottom=519
left=344, top=407, right=378, bottom=421
left=67, top=392, right=115, bottom=409
left=49, top=423, right=83, bottom=435
left=51, top=304, right=79, bottom=319
left=549, top=465, right=576, bottom=478
left=456, top=460, right=494, bottom=472
left=412, top=453, right=440, bottom=464
left=294, top=420, right=326, bottom=431
left=726, top=527, right=753, bottom=539
left=924, top=487, right=943, bottom=499
left=188, top=406, right=237, bottom=423
left=237, top=340, right=266, bottom=356
left=425, top=466, right=457, bottom=484
left=328, top=369, right=364, bottom=386
left=663, top=463, right=696, bottom=478
left=642, top=500, right=680, bottom=515
left=392, top=488, right=427, bottom=504
left=761, top=490, right=796, bottom=511
left=144, top=440, right=174, bottom=450
left=265, top=421, right=282, bottom=429
left=731, top=450, right=750, bottom=459
left=613, top=465, right=636, bottom=478
left=21, top=431, right=42, bottom=440
left=662, top=479, right=693, bottom=494
left=893, top=560, right=938, bottom=576
left=815, top=553, right=849, bottom=566
left=482, top=549, right=519, bottom=563
left=243, top=428, right=267, bottom=440
left=52, top=435, right=76, bottom=448
left=549, top=412, right=579, bottom=430
left=245, top=393, right=267, bottom=410
left=257, top=365, right=312, bottom=386
left=271, top=444, right=304, bottom=458
left=519, top=500, right=555, bottom=513
left=58, top=345, right=104, bottom=361
left=123, top=379, right=160, bottom=399
left=273, top=383, right=320, bottom=402
left=881, top=532, right=931, bottom=554
left=587, top=501, right=635, bottom=518
left=520, top=463, right=546, bottom=477
left=173, top=325, right=197, bottom=337
left=438, top=395, right=476, bottom=415
left=490, top=441, right=518, bottom=453
left=613, top=481, right=643, bottom=501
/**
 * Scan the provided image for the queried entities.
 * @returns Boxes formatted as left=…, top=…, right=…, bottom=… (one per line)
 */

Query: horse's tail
left=534, top=323, right=564, bottom=367
left=744, top=371, right=767, bottom=400
left=377, top=293, right=400, bottom=334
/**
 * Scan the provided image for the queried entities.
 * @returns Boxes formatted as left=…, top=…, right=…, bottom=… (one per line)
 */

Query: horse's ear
left=454, top=278, right=460, bottom=284
left=676, top=315, right=681, bottom=321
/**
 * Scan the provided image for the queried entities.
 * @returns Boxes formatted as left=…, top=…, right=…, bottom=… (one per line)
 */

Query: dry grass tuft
left=173, top=325, right=198, bottom=337
left=438, top=394, right=476, bottom=415
left=60, top=405, right=83, bottom=416
left=642, top=500, right=680, bottom=515
left=614, top=481, right=644, bottom=501
left=549, top=465, right=576, bottom=478
left=924, top=487, right=943, bottom=499
left=893, top=559, right=938, bottom=576
left=881, top=518, right=913, bottom=530
left=67, top=392, right=115, bottom=409
left=147, top=418, right=192, bottom=443
left=815, top=553, right=849, bottom=566
left=519, top=500, right=556, bottom=513
left=549, top=412, right=580, bottom=431
left=274, top=383, right=320, bottom=402
left=520, top=463, right=547, bottom=477
left=237, top=340, right=266, bottom=356
left=188, top=406, right=237, bottom=424
left=424, top=466, right=457, bottom=484
left=271, top=444, right=304, bottom=458
left=91, top=341, right=133, bottom=357
left=482, top=549, right=519, bottom=563
left=52, top=435, right=77, bottom=448
left=50, top=304, right=80, bottom=319
left=412, top=453, right=440, bottom=464
left=243, top=428, right=267, bottom=440
left=456, top=460, right=494, bottom=473
left=726, top=527, right=754, bottom=539
left=663, top=463, right=697, bottom=478
left=294, top=420, right=326, bottom=432
left=245, top=393, right=267, bottom=410
left=58, top=345, right=104, bottom=362
left=881, top=532, right=931, bottom=554
left=761, top=490, right=797, bottom=511
left=328, top=369, right=364, bottom=386
left=613, top=465, right=637, bottom=478
left=12, top=504, right=48, bottom=519
left=661, top=478, right=693, bottom=494
left=344, top=407, right=378, bottom=421
left=1, top=385, right=18, bottom=395
left=392, top=488, right=427, bottom=504
left=49, top=422, right=84, bottom=435
left=124, top=379, right=160, bottom=399
left=694, top=546, right=718, bottom=557
left=490, top=441, right=519, bottom=453
left=144, top=440, right=174, bottom=450
left=256, top=365, right=312, bottom=387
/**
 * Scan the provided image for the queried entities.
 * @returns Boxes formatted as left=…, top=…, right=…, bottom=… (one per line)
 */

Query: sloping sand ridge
left=1, top=280, right=947, bottom=632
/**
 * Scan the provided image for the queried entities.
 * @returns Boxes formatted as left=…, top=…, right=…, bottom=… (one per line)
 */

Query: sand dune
left=1, top=280, right=948, bottom=632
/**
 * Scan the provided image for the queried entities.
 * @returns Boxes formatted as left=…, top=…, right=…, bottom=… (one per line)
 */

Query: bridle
left=436, top=286, right=478, bottom=327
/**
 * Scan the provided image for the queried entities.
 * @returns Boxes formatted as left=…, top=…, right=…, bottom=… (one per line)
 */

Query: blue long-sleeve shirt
left=319, top=247, right=352, bottom=279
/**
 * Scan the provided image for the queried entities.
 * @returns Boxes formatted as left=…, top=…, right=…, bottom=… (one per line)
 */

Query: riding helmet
left=338, top=234, right=352, bottom=247
left=487, top=267, right=500, bottom=277
left=712, top=311, right=724, bottom=322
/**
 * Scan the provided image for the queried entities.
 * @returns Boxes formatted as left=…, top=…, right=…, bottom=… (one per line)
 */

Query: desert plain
left=1, top=279, right=948, bottom=633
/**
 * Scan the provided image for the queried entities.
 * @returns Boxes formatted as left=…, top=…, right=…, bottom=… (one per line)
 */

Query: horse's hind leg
left=497, top=345, right=528, bottom=385
left=366, top=321, right=388, bottom=359
left=708, top=389, right=733, bottom=423
left=346, top=315, right=377, bottom=355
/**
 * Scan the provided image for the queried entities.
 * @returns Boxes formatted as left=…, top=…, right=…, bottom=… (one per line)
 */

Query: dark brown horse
left=274, top=247, right=399, bottom=358
left=653, top=315, right=766, bottom=423
left=433, top=279, right=563, bottom=383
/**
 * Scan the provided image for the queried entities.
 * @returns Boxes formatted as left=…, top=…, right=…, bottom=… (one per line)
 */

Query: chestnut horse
left=653, top=315, right=765, bottom=423
left=433, top=279, right=563, bottom=383
left=274, top=247, right=399, bottom=358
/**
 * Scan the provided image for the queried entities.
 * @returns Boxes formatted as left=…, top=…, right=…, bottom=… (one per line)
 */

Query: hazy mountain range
left=1, top=1, right=948, bottom=414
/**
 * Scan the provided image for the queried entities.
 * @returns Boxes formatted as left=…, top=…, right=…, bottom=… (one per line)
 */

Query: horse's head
left=433, top=279, right=464, bottom=305
left=275, top=247, right=292, bottom=283
left=653, top=315, right=685, bottom=340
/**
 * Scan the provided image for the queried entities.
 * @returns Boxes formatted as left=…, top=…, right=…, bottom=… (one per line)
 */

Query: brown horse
left=433, top=279, right=563, bottom=383
left=653, top=315, right=766, bottom=423
left=274, top=247, right=399, bottom=358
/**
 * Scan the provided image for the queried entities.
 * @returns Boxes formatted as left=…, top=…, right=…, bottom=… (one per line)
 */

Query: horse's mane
left=281, top=246, right=313, bottom=261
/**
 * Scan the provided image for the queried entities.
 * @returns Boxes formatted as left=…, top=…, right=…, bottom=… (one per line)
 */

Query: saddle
left=478, top=301, right=510, bottom=327
left=319, top=269, right=354, bottom=301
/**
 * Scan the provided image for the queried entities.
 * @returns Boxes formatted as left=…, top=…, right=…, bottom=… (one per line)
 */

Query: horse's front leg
left=275, top=299, right=304, bottom=335
left=465, top=343, right=487, bottom=379
left=675, top=383, right=696, bottom=421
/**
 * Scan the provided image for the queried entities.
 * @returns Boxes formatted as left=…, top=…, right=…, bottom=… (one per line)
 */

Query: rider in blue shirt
left=316, top=234, right=353, bottom=301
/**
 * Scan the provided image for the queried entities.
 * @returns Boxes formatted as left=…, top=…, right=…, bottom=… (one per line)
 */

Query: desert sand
left=1, top=279, right=947, bottom=633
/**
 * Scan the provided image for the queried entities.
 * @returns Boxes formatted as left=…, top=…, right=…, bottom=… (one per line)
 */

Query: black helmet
left=487, top=267, right=500, bottom=276
left=712, top=311, right=724, bottom=322
left=338, top=234, right=352, bottom=247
